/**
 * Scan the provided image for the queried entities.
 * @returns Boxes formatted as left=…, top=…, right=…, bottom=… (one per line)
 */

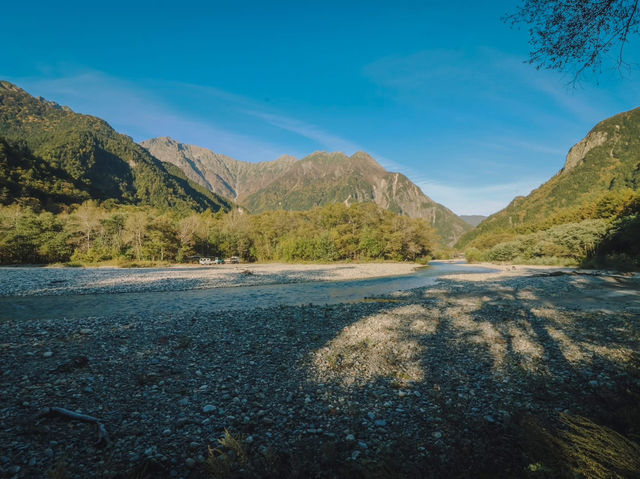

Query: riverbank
left=0, top=262, right=421, bottom=297
left=1, top=266, right=639, bottom=478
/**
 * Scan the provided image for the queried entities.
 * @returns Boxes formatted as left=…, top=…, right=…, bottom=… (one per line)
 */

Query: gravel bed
left=1, top=272, right=639, bottom=478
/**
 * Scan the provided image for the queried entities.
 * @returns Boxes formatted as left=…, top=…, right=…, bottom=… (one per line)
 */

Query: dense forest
left=0, top=201, right=436, bottom=265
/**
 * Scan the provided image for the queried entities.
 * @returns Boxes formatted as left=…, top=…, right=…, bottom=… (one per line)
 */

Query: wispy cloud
left=240, top=109, right=411, bottom=174
left=363, top=46, right=617, bottom=127
left=243, top=109, right=361, bottom=154
left=8, top=71, right=291, bottom=162
left=8, top=70, right=394, bottom=166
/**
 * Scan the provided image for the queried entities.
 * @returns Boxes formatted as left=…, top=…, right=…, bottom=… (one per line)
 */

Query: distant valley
left=459, top=215, right=487, bottom=227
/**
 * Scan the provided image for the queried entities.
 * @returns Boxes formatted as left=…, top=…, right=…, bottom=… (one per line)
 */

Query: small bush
left=487, top=241, right=521, bottom=262
left=464, top=247, right=484, bottom=263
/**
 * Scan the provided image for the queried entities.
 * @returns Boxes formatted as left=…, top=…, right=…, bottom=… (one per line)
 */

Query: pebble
left=202, top=405, right=217, bottom=413
left=42, top=351, right=53, bottom=358
left=374, top=419, right=387, bottom=427
left=185, top=458, right=196, bottom=468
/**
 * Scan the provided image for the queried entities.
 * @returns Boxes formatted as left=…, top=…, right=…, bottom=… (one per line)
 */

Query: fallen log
left=37, top=407, right=110, bottom=446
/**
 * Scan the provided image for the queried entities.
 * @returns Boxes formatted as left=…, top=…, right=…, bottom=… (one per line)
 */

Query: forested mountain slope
left=0, top=81, right=231, bottom=213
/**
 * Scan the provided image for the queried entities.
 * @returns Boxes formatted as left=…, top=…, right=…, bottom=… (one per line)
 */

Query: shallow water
left=1, top=261, right=495, bottom=321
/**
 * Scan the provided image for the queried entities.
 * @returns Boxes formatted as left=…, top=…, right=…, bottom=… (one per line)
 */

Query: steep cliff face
left=562, top=130, right=608, bottom=172
left=457, top=106, right=640, bottom=249
left=143, top=139, right=471, bottom=246
left=141, top=137, right=297, bottom=200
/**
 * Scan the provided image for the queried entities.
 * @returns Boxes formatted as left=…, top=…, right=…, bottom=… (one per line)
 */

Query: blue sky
left=3, top=1, right=640, bottom=215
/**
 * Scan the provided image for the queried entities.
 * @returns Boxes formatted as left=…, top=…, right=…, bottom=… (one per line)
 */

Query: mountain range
left=142, top=137, right=471, bottom=245
left=2, top=79, right=639, bottom=264
left=0, top=80, right=471, bottom=247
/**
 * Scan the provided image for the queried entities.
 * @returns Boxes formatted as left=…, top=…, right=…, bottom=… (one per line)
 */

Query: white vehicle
left=229, top=256, right=240, bottom=264
left=199, top=257, right=212, bottom=265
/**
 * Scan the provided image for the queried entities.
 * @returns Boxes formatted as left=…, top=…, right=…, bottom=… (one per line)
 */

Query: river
left=2, top=261, right=495, bottom=321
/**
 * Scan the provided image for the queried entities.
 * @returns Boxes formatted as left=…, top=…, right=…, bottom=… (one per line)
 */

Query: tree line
left=0, top=201, right=437, bottom=265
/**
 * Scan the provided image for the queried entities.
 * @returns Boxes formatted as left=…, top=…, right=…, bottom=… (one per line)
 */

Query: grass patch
left=46, top=460, right=67, bottom=479
left=523, top=413, right=640, bottom=478
left=206, top=429, right=248, bottom=478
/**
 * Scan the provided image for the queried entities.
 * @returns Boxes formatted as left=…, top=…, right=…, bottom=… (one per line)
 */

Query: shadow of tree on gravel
left=297, top=276, right=640, bottom=478
left=3, top=274, right=640, bottom=478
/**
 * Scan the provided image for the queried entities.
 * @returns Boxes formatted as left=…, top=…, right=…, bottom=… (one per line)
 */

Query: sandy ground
left=0, top=262, right=421, bottom=297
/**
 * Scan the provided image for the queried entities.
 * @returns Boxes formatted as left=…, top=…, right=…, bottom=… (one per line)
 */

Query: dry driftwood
left=38, top=407, right=110, bottom=446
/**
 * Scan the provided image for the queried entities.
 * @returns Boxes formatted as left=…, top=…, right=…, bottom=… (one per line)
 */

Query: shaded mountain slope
left=0, top=81, right=231, bottom=213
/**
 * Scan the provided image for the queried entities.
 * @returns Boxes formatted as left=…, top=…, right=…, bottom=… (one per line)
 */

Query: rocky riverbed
left=1, top=267, right=639, bottom=478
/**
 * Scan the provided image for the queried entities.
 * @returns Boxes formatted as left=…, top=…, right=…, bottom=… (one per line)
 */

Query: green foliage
left=464, top=247, right=485, bottom=263
left=0, top=201, right=437, bottom=265
left=486, top=241, right=522, bottom=262
left=457, top=158, right=640, bottom=268
left=478, top=219, right=612, bottom=265
left=0, top=205, right=72, bottom=263
left=0, top=137, right=90, bottom=210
